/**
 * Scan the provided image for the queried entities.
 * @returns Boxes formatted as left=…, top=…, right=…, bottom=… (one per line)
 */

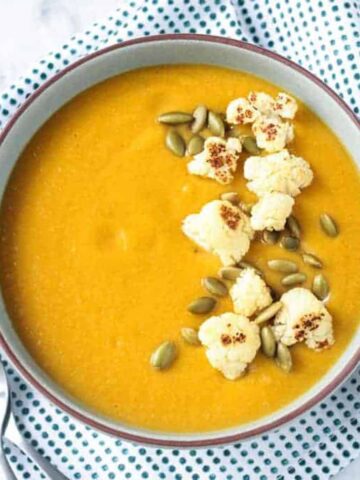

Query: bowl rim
left=0, top=33, right=359, bottom=447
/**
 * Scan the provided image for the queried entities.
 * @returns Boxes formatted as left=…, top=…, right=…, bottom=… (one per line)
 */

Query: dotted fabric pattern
left=2, top=358, right=360, bottom=480
left=0, top=1, right=359, bottom=479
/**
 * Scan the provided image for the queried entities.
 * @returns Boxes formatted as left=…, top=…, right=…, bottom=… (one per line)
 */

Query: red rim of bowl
left=0, top=34, right=359, bottom=447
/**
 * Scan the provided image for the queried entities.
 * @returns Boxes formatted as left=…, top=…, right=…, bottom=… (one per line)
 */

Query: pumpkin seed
left=254, top=301, right=283, bottom=325
left=312, top=273, right=329, bottom=300
left=262, top=230, right=280, bottom=245
left=286, top=215, right=301, bottom=239
left=150, top=341, right=176, bottom=369
left=280, top=235, right=300, bottom=251
left=227, top=125, right=242, bottom=138
left=239, top=201, right=254, bottom=214
left=191, top=105, right=208, bottom=133
left=208, top=111, right=225, bottom=137
left=261, top=326, right=277, bottom=358
left=158, top=111, right=193, bottom=125
left=187, top=135, right=204, bottom=155
left=302, top=253, right=323, bottom=269
left=181, top=327, right=200, bottom=346
left=202, top=277, right=228, bottom=297
left=166, top=130, right=186, bottom=157
left=238, top=261, right=263, bottom=277
left=219, top=266, right=243, bottom=281
left=220, top=191, right=240, bottom=205
left=242, top=136, right=260, bottom=155
left=276, top=342, right=292, bottom=372
left=267, top=259, right=298, bottom=273
left=281, top=272, right=307, bottom=286
left=319, top=213, right=338, bottom=237
left=187, top=296, right=216, bottom=314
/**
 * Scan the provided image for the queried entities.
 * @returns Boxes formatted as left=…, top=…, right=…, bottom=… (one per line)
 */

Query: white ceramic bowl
left=0, top=34, right=359, bottom=447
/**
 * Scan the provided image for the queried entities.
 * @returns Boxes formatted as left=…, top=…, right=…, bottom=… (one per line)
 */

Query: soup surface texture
left=1, top=65, right=359, bottom=433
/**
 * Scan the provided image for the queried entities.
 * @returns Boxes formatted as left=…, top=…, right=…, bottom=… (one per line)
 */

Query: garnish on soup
left=159, top=89, right=338, bottom=380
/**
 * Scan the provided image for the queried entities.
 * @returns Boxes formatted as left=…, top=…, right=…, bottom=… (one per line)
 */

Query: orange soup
left=0, top=65, right=359, bottom=432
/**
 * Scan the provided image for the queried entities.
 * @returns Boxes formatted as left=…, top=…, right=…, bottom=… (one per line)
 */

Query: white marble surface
left=0, top=0, right=118, bottom=91
left=0, top=1, right=358, bottom=478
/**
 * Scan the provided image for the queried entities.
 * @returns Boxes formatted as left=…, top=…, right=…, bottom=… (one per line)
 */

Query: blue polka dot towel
left=0, top=1, right=359, bottom=479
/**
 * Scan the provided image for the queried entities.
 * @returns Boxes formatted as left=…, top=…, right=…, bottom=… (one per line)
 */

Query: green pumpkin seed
left=281, top=272, right=307, bottom=286
left=166, top=130, right=186, bottom=157
left=262, top=230, right=280, bottom=245
left=220, top=191, right=240, bottom=205
left=219, top=266, right=243, bottom=281
left=150, top=341, right=176, bottom=369
left=187, top=296, right=216, bottom=314
left=320, top=213, right=338, bottom=237
left=280, top=235, right=300, bottom=251
left=312, top=274, right=329, bottom=300
left=181, top=327, right=200, bottom=346
left=261, top=326, right=277, bottom=358
left=191, top=105, right=208, bottom=133
left=276, top=342, right=292, bottom=372
left=187, top=135, right=205, bottom=155
left=208, top=111, right=225, bottom=137
left=242, top=136, right=260, bottom=155
left=158, top=111, right=193, bottom=125
left=202, top=277, right=228, bottom=297
left=286, top=215, right=301, bottom=239
left=254, top=301, right=283, bottom=325
left=238, top=261, right=263, bottom=277
left=267, top=259, right=298, bottom=273
left=227, top=125, right=242, bottom=138
left=302, top=253, right=323, bottom=269
left=239, top=201, right=254, bottom=214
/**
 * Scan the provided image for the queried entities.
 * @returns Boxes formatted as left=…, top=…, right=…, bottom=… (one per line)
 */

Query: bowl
left=0, top=34, right=359, bottom=447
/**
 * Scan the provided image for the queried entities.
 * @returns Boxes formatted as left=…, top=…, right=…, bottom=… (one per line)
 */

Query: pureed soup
left=0, top=65, right=359, bottom=433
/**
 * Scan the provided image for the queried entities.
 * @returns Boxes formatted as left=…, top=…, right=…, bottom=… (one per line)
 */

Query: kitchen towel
left=0, top=1, right=359, bottom=479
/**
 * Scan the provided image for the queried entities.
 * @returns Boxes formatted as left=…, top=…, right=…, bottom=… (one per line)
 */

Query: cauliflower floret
left=248, top=91, right=275, bottom=115
left=273, top=288, right=334, bottom=351
left=187, top=137, right=242, bottom=185
left=230, top=268, right=272, bottom=317
left=252, top=115, right=294, bottom=152
left=244, top=149, right=314, bottom=197
left=182, top=200, right=254, bottom=265
left=199, top=312, right=260, bottom=380
left=274, top=92, right=298, bottom=119
left=226, top=98, right=260, bottom=125
left=251, top=193, right=294, bottom=231
left=248, top=91, right=298, bottom=120
left=248, top=92, right=298, bottom=119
